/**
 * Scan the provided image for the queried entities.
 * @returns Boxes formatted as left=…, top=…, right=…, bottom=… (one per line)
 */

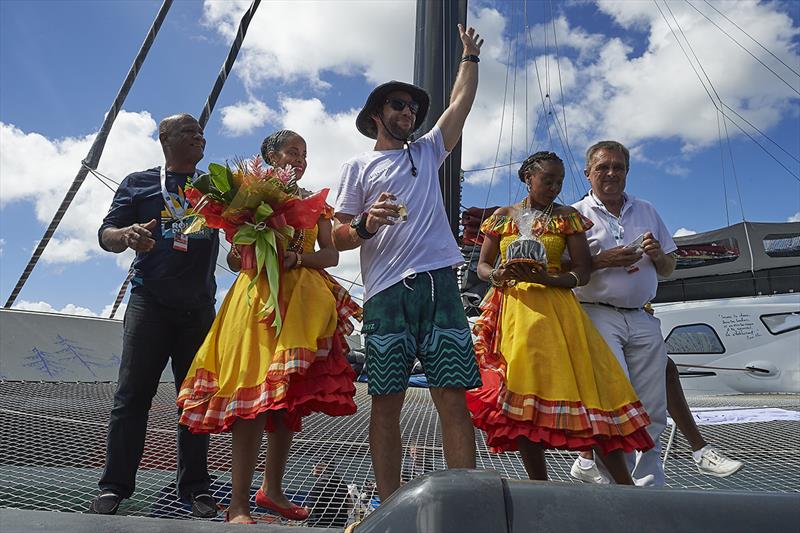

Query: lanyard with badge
left=593, top=193, right=638, bottom=273
left=160, top=166, right=194, bottom=252
left=590, top=191, right=624, bottom=245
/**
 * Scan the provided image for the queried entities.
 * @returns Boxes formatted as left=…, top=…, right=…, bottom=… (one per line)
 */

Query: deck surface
left=1, top=382, right=797, bottom=528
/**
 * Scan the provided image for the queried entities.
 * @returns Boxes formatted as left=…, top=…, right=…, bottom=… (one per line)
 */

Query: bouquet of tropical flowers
left=182, top=156, right=328, bottom=333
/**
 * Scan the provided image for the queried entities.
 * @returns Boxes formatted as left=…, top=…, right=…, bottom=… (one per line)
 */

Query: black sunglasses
left=385, top=98, right=420, bottom=115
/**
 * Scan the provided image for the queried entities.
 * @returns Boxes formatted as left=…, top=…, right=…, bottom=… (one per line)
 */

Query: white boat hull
left=653, top=293, right=800, bottom=395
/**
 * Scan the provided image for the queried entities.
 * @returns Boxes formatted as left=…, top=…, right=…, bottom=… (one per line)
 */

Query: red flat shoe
left=255, top=488, right=309, bottom=521
left=225, top=510, right=257, bottom=524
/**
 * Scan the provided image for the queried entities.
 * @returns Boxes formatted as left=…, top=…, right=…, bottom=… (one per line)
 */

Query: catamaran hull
left=654, top=293, right=800, bottom=395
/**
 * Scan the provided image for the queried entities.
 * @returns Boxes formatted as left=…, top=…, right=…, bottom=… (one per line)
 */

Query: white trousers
left=582, top=304, right=668, bottom=487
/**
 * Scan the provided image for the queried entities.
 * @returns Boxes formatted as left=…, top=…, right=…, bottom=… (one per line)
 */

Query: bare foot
left=227, top=505, right=255, bottom=524
left=228, top=514, right=255, bottom=524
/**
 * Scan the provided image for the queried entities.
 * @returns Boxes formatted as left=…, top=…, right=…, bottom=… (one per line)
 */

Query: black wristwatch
left=461, top=54, right=480, bottom=63
left=350, top=213, right=377, bottom=240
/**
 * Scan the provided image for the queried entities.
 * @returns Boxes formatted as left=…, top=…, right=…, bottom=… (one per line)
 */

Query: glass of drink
left=391, top=197, right=408, bottom=223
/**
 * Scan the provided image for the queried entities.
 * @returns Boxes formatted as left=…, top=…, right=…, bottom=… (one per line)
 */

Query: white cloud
left=13, top=299, right=124, bottom=319
left=0, top=238, right=5, bottom=255
left=585, top=0, right=800, bottom=148
left=14, top=300, right=99, bottom=317
left=788, top=212, right=800, bottom=223
left=202, top=0, right=415, bottom=88
left=100, top=302, right=125, bottom=320
left=463, top=0, right=800, bottom=188
left=526, top=16, right=605, bottom=58
left=220, top=98, right=278, bottom=136
left=0, top=111, right=163, bottom=265
left=673, top=227, right=697, bottom=237
left=216, top=95, right=373, bottom=188
left=279, top=97, right=373, bottom=192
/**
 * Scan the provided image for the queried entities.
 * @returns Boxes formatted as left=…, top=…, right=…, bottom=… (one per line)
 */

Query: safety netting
left=0, top=381, right=797, bottom=528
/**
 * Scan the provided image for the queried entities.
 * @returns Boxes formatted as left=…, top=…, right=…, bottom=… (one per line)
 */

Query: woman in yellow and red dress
left=177, top=130, right=360, bottom=523
left=467, top=151, right=652, bottom=484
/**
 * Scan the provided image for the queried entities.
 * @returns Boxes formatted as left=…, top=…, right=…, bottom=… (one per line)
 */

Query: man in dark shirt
left=89, top=113, right=219, bottom=517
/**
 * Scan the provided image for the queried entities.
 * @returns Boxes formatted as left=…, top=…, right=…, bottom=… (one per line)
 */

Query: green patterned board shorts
left=362, top=267, right=482, bottom=396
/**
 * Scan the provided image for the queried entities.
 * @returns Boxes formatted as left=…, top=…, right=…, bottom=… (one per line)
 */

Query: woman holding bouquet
left=466, top=151, right=652, bottom=484
left=177, top=130, right=360, bottom=523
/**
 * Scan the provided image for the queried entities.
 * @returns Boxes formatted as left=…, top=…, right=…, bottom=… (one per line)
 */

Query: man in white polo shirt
left=572, top=140, right=677, bottom=487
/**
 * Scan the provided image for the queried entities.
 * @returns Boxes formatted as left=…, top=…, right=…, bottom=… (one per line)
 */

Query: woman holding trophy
left=466, top=151, right=652, bottom=484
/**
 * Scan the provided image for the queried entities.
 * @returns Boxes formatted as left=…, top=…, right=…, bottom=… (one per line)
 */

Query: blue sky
left=1, top=0, right=798, bottom=319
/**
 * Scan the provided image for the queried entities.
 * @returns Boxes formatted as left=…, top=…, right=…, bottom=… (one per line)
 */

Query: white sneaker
left=694, top=447, right=743, bottom=478
left=570, top=458, right=610, bottom=484
left=633, top=474, right=655, bottom=487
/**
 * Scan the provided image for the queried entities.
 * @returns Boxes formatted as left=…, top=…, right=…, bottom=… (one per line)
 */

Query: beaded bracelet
left=488, top=269, right=505, bottom=288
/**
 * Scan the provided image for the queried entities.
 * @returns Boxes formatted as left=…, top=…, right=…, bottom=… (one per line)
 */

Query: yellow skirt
left=177, top=266, right=360, bottom=433
left=467, top=283, right=653, bottom=453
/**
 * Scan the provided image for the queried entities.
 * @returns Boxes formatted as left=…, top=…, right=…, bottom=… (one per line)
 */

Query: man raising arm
left=331, top=24, right=484, bottom=501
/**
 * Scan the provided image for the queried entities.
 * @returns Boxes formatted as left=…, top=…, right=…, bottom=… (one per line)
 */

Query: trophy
left=504, top=207, right=548, bottom=268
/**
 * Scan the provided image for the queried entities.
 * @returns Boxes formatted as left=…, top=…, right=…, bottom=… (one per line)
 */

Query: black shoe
left=89, top=491, right=121, bottom=515
left=189, top=491, right=218, bottom=518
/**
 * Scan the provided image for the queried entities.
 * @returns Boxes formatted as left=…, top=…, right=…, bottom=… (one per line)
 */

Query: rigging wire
left=656, top=0, right=746, bottom=217
left=462, top=1, right=518, bottom=276
left=684, top=0, right=800, bottom=94
left=527, top=17, right=553, bottom=150
left=656, top=1, right=798, bottom=184
left=109, top=0, right=263, bottom=319
left=548, top=0, right=584, bottom=202
left=656, top=0, right=755, bottom=273
left=4, top=0, right=175, bottom=309
left=336, top=273, right=363, bottom=289
left=715, top=110, right=732, bottom=228
left=545, top=96, right=587, bottom=201
left=524, top=0, right=529, bottom=169
left=463, top=160, right=526, bottom=173
left=82, top=163, right=119, bottom=194
left=699, top=0, right=799, bottom=78
left=509, top=0, right=521, bottom=204
left=543, top=0, right=550, bottom=103
left=720, top=102, right=800, bottom=165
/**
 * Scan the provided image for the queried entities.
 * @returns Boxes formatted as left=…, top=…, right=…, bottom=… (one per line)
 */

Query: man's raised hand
left=458, top=24, right=484, bottom=57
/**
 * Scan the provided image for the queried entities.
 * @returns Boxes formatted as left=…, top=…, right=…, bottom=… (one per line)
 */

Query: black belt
left=580, top=302, right=641, bottom=312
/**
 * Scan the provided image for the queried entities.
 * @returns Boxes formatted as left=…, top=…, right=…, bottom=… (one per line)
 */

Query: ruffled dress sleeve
left=534, top=212, right=594, bottom=236
left=480, top=214, right=518, bottom=238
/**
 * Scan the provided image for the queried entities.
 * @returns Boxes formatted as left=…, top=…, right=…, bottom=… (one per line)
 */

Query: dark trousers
left=99, top=291, right=215, bottom=499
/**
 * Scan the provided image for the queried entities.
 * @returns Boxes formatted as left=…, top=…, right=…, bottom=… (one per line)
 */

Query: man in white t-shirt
left=571, top=140, right=677, bottom=487
left=332, top=25, right=484, bottom=501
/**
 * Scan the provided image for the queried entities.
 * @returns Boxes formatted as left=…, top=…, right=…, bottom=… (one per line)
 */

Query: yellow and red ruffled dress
left=466, top=213, right=654, bottom=454
left=177, top=209, right=360, bottom=434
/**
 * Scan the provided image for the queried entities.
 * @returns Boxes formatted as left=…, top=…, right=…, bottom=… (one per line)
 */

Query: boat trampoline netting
left=0, top=381, right=797, bottom=528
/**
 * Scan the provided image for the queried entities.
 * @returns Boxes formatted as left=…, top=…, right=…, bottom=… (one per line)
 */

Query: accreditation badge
left=173, top=228, right=189, bottom=252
